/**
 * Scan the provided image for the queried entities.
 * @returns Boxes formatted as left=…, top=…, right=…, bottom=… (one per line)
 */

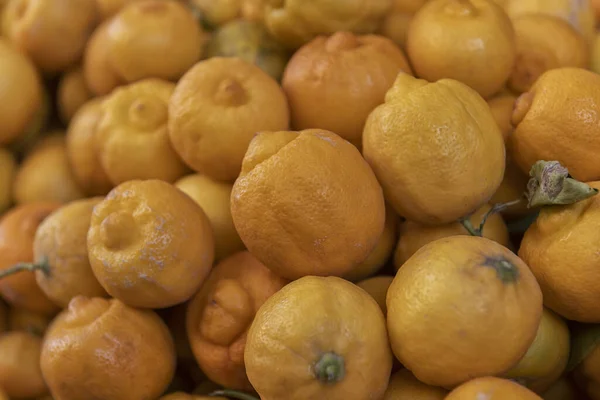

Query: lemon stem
left=314, top=352, right=345, bottom=384
left=208, top=390, right=260, bottom=400
left=0, top=257, right=50, bottom=280
left=460, top=198, right=524, bottom=237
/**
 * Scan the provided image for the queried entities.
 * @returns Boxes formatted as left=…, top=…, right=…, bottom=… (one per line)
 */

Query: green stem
left=209, top=390, right=260, bottom=400
left=478, top=198, right=524, bottom=232
left=460, top=198, right=525, bottom=237
left=0, top=257, right=50, bottom=280
left=459, top=217, right=481, bottom=237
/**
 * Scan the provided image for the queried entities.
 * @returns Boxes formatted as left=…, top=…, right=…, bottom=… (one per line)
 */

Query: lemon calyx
left=483, top=257, right=519, bottom=283
left=209, top=389, right=260, bottom=400
left=526, top=160, right=599, bottom=207
left=314, top=351, right=346, bottom=384
left=0, top=256, right=50, bottom=280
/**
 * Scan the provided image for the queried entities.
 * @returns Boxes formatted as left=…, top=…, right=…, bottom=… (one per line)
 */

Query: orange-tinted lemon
left=95, top=78, right=188, bottom=184
left=87, top=180, right=215, bottom=308
left=282, top=31, right=412, bottom=148
left=168, top=57, right=290, bottom=182
left=231, top=129, right=385, bottom=280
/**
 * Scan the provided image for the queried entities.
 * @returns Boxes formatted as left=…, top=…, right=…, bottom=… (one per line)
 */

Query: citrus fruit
left=518, top=181, right=600, bottom=322
left=487, top=92, right=518, bottom=141
left=87, top=179, right=214, bottom=309
left=511, top=67, right=600, bottom=182
left=0, top=331, right=48, bottom=399
left=504, top=0, right=596, bottom=45
left=0, top=202, right=60, bottom=314
left=504, top=308, right=570, bottom=393
left=0, top=148, right=16, bottom=214
left=344, top=207, right=398, bottom=282
left=262, top=0, right=392, bottom=49
left=378, top=11, right=413, bottom=49
left=32, top=197, right=109, bottom=308
left=406, top=0, right=516, bottom=99
left=204, top=19, right=290, bottom=82
left=7, top=88, right=51, bottom=157
left=40, top=296, right=176, bottom=400
left=445, top=376, right=543, bottom=399
left=95, top=0, right=168, bottom=20
left=0, top=38, right=42, bottom=145
left=384, top=369, right=448, bottom=399
left=394, top=203, right=510, bottom=268
left=84, top=0, right=205, bottom=94
left=241, top=0, right=266, bottom=22
left=83, top=20, right=126, bottom=96
left=186, top=251, right=288, bottom=391
left=387, top=235, right=543, bottom=388
left=96, top=78, right=189, bottom=185
left=2, top=0, right=97, bottom=73
left=378, top=0, right=429, bottom=48
left=356, top=275, right=394, bottom=315
left=57, top=65, right=93, bottom=124
left=362, top=73, right=505, bottom=225
left=168, top=57, right=290, bottom=182
left=188, top=0, right=242, bottom=27
left=65, top=97, right=114, bottom=196
left=13, top=134, right=85, bottom=204
left=174, top=174, right=245, bottom=261
left=231, top=129, right=385, bottom=280
left=244, top=276, right=393, bottom=400
left=107, top=0, right=205, bottom=82
left=282, top=31, right=412, bottom=148
left=508, top=15, right=589, bottom=94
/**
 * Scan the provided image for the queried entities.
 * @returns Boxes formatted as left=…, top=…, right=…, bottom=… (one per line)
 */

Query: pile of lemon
left=2, top=0, right=600, bottom=399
